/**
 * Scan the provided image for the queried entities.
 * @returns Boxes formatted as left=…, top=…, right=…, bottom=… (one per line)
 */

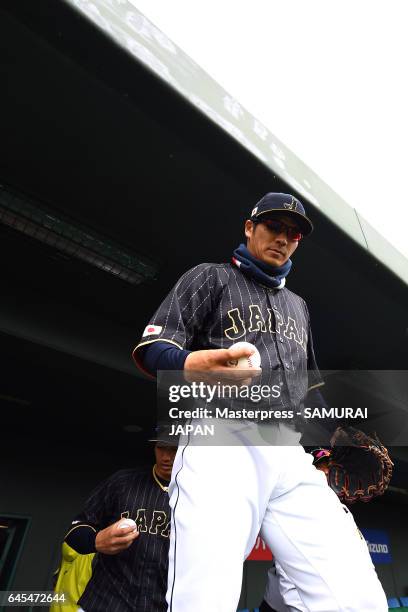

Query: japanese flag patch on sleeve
left=143, top=324, right=163, bottom=337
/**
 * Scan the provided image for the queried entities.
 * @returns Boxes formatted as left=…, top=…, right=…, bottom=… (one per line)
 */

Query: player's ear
left=245, top=219, right=254, bottom=240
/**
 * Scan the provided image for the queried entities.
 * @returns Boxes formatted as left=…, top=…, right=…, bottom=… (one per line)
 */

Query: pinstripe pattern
left=77, top=469, right=170, bottom=612
left=134, top=263, right=322, bottom=408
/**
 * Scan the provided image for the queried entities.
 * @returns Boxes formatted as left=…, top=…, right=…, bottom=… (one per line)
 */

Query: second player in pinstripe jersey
left=64, top=441, right=177, bottom=612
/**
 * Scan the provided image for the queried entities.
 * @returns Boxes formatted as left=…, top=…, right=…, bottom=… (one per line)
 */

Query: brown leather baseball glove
left=324, top=426, right=394, bottom=503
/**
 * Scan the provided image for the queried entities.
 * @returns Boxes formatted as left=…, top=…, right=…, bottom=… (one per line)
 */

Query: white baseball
left=118, top=518, right=137, bottom=530
left=227, top=342, right=261, bottom=369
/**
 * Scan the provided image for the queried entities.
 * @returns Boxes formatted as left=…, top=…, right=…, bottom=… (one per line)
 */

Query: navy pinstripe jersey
left=134, top=263, right=323, bottom=408
left=74, top=469, right=170, bottom=612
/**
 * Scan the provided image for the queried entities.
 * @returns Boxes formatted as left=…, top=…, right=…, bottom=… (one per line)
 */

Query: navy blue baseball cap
left=250, top=193, right=314, bottom=236
left=148, top=424, right=178, bottom=446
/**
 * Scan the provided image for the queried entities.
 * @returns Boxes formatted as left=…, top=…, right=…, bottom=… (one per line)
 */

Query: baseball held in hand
left=118, top=518, right=137, bottom=531
left=228, top=342, right=261, bottom=369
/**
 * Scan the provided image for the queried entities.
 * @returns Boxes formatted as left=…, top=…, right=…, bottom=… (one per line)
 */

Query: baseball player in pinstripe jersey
left=63, top=438, right=177, bottom=612
left=133, top=193, right=387, bottom=612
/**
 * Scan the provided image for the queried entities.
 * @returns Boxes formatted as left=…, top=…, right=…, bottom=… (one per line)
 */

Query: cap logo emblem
left=283, top=197, right=298, bottom=211
left=251, top=206, right=258, bottom=216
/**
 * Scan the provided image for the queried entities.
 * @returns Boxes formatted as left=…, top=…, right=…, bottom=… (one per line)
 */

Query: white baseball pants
left=264, top=561, right=306, bottom=612
left=166, top=420, right=387, bottom=612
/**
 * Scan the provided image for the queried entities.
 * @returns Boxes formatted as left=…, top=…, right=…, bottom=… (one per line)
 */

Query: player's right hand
left=184, top=347, right=261, bottom=384
left=95, top=520, right=139, bottom=555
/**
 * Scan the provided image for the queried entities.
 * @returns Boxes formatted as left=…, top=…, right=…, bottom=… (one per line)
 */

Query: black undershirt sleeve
left=65, top=524, right=97, bottom=554
left=64, top=472, right=117, bottom=554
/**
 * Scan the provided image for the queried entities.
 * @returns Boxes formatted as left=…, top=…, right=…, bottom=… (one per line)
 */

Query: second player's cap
left=148, top=424, right=179, bottom=447
left=250, top=192, right=314, bottom=236
left=311, top=448, right=331, bottom=466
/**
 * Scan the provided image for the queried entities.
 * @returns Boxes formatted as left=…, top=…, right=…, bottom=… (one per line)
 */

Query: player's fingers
left=216, top=365, right=262, bottom=378
left=211, top=375, right=253, bottom=386
left=115, top=525, right=138, bottom=536
left=108, top=540, right=136, bottom=554
left=211, top=348, right=252, bottom=364
left=108, top=538, right=137, bottom=552
left=121, top=531, right=139, bottom=544
left=115, top=530, right=139, bottom=543
left=185, top=366, right=254, bottom=381
left=224, top=346, right=254, bottom=360
left=221, top=372, right=261, bottom=383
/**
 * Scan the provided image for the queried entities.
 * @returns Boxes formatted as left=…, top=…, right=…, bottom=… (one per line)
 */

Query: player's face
left=245, top=214, right=300, bottom=266
left=315, top=459, right=330, bottom=475
left=154, top=443, right=178, bottom=480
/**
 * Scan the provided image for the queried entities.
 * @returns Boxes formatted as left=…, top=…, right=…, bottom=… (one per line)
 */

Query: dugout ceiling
left=1, top=1, right=408, bottom=464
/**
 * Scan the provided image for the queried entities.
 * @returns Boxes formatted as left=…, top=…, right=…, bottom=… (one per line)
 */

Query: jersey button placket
left=267, top=292, right=292, bottom=402
left=270, top=300, right=286, bottom=362
left=268, top=296, right=286, bottom=360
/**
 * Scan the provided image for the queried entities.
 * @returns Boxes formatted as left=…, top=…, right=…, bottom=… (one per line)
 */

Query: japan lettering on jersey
left=134, top=263, right=322, bottom=408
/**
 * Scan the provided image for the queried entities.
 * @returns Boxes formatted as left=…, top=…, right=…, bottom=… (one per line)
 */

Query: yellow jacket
left=51, top=542, right=94, bottom=612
